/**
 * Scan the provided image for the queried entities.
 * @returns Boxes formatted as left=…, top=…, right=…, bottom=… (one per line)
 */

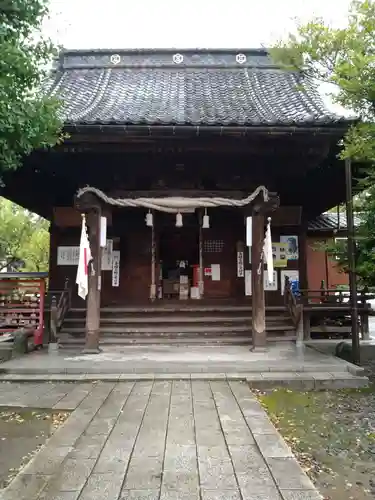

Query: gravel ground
left=258, top=362, right=375, bottom=500
left=0, top=409, right=69, bottom=488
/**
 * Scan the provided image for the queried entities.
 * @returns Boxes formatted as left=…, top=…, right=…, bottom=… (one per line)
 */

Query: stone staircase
left=59, top=304, right=296, bottom=346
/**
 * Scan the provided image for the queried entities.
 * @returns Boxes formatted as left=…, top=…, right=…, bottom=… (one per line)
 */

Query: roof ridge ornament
left=173, top=53, right=184, bottom=64
left=236, top=53, right=247, bottom=64
left=110, top=54, right=121, bottom=65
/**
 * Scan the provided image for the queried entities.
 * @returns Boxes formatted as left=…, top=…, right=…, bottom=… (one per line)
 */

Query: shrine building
left=1, top=48, right=357, bottom=351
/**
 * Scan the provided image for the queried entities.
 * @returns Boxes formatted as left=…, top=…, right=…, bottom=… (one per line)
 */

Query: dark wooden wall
left=49, top=206, right=309, bottom=306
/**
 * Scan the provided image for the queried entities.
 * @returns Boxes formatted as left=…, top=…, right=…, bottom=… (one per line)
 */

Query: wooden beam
left=83, top=207, right=102, bottom=353
left=298, top=219, right=310, bottom=340
left=251, top=212, right=266, bottom=350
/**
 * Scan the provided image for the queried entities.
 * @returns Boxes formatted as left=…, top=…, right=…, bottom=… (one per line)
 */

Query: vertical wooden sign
left=112, top=251, right=120, bottom=287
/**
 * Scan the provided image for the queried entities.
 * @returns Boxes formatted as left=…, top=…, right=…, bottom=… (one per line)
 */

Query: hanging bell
left=202, top=209, right=210, bottom=229
left=145, top=211, right=153, bottom=227
left=176, top=212, right=183, bottom=227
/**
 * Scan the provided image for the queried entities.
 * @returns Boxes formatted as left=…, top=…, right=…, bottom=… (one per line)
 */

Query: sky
left=44, top=0, right=353, bottom=49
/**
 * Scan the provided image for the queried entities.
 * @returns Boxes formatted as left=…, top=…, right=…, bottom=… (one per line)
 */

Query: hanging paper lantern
left=145, top=211, right=153, bottom=227
left=202, top=209, right=210, bottom=228
left=176, top=212, right=183, bottom=227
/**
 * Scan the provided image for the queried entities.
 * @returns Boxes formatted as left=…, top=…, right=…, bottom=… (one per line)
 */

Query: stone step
left=58, top=334, right=297, bottom=346
left=61, top=324, right=296, bottom=335
left=64, top=314, right=291, bottom=324
left=0, top=357, right=364, bottom=375
left=0, top=372, right=368, bottom=390
left=69, top=305, right=285, bottom=314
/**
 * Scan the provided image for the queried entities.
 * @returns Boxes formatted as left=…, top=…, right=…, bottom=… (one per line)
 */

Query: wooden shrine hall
left=0, top=48, right=358, bottom=352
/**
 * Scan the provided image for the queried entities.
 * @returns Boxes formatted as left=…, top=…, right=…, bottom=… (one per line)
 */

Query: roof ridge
left=57, top=48, right=278, bottom=72
left=60, top=48, right=270, bottom=55
left=46, top=54, right=354, bottom=128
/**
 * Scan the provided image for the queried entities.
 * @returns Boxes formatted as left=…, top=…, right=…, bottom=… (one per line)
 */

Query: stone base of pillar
left=251, top=329, right=267, bottom=352
left=82, top=347, right=102, bottom=354
left=83, top=329, right=101, bottom=354
left=250, top=346, right=268, bottom=353
left=48, top=342, right=59, bottom=355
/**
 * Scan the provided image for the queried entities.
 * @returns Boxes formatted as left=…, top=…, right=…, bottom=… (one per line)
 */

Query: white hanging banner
left=263, top=218, right=274, bottom=283
left=100, top=217, right=107, bottom=248
left=112, top=251, right=120, bottom=287
left=245, top=270, right=252, bottom=296
left=76, top=215, right=92, bottom=300
left=237, top=251, right=244, bottom=277
left=246, top=217, right=252, bottom=247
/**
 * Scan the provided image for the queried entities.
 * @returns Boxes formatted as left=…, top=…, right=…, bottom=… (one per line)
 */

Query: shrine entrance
left=157, top=223, right=200, bottom=300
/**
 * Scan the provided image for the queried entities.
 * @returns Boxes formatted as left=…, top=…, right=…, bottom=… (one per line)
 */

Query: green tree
left=0, top=197, right=49, bottom=272
left=272, top=0, right=375, bottom=286
left=271, top=0, right=375, bottom=162
left=20, top=226, right=50, bottom=272
left=0, top=0, right=63, bottom=174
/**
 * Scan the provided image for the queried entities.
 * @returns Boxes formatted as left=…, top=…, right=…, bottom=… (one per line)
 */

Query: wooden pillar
left=298, top=219, right=310, bottom=340
left=83, top=207, right=102, bottom=353
left=150, top=217, right=156, bottom=301
left=48, top=222, right=59, bottom=291
left=199, top=214, right=204, bottom=299
left=251, top=212, right=266, bottom=350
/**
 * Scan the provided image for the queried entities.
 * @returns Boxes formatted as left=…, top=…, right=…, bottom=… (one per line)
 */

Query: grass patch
left=258, top=388, right=375, bottom=499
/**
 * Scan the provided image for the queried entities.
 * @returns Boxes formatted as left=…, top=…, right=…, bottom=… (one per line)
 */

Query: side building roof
left=46, top=48, right=353, bottom=128
left=308, top=212, right=361, bottom=232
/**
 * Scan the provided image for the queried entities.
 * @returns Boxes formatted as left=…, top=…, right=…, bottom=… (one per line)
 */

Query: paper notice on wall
left=280, top=270, right=299, bottom=295
left=280, top=235, right=299, bottom=260
left=264, top=270, right=278, bottom=291
left=245, top=270, right=252, bottom=296
left=57, top=246, right=79, bottom=266
left=237, top=251, right=244, bottom=277
left=211, top=264, right=220, bottom=281
left=101, top=240, right=113, bottom=270
left=272, top=242, right=288, bottom=267
left=112, top=251, right=120, bottom=287
left=245, top=270, right=278, bottom=295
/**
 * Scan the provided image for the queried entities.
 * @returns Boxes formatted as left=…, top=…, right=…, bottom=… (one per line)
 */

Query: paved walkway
left=0, top=343, right=364, bottom=376
left=0, top=344, right=367, bottom=389
left=1, top=380, right=322, bottom=500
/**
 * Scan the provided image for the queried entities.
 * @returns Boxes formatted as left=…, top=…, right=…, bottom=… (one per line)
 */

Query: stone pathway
left=0, top=344, right=368, bottom=390
left=0, top=381, right=322, bottom=500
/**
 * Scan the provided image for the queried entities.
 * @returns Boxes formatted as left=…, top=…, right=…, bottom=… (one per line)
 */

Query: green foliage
left=271, top=0, right=375, bottom=162
left=272, top=0, right=375, bottom=285
left=0, top=0, right=63, bottom=174
left=0, top=197, right=49, bottom=272
left=322, top=192, right=375, bottom=286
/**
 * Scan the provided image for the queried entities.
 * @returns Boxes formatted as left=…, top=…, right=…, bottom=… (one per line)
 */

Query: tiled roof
left=46, top=49, right=352, bottom=127
left=308, top=212, right=361, bottom=231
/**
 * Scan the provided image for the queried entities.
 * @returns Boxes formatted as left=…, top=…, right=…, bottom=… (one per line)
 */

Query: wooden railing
left=296, top=287, right=373, bottom=340
left=298, top=287, right=374, bottom=306
left=284, top=276, right=303, bottom=342
left=49, top=278, right=72, bottom=343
